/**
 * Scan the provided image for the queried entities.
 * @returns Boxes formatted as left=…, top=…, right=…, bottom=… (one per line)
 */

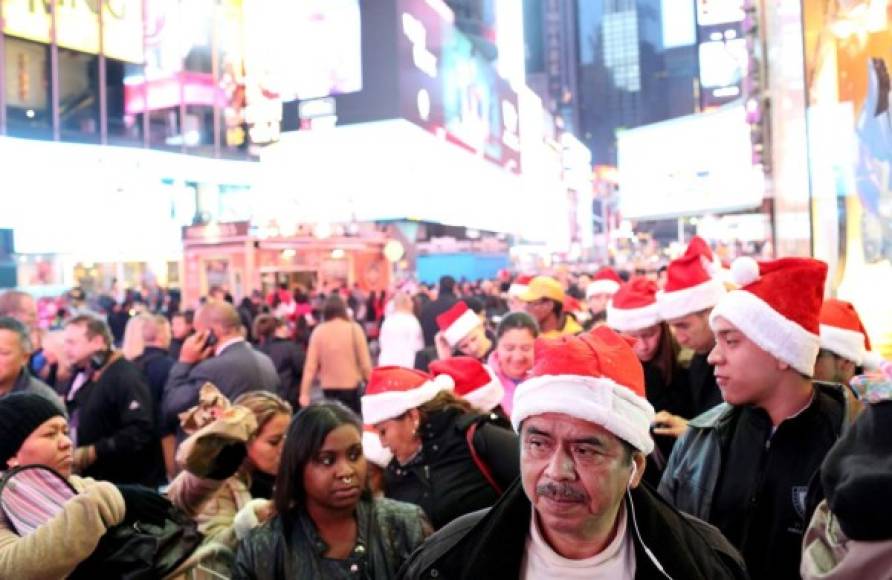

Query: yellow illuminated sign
left=2, top=0, right=144, bottom=63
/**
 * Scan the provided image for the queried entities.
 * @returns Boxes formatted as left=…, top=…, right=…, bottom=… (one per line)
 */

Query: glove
left=205, top=442, right=248, bottom=481
left=115, top=484, right=173, bottom=527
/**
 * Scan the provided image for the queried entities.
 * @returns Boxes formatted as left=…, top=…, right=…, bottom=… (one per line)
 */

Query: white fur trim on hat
left=462, top=367, right=505, bottom=413
left=511, top=375, right=655, bottom=454
left=710, top=290, right=820, bottom=376
left=657, top=278, right=726, bottom=321
left=606, top=301, right=661, bottom=332
left=586, top=279, right=621, bottom=298
left=362, top=431, right=394, bottom=468
left=820, top=324, right=866, bottom=366
left=361, top=375, right=455, bottom=425
left=442, top=308, right=481, bottom=347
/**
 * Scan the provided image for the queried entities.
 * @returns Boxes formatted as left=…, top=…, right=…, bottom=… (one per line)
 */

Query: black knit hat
left=0, top=393, right=65, bottom=467
left=820, top=400, right=892, bottom=541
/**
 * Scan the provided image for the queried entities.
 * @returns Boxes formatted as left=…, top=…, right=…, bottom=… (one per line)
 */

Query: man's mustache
left=536, top=482, right=586, bottom=501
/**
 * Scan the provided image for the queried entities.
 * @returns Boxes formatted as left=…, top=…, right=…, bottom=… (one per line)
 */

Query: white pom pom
left=730, top=256, right=760, bottom=286
left=433, top=373, right=455, bottom=392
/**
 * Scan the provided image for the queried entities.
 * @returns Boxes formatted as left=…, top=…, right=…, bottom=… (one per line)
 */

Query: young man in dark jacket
left=399, top=327, right=746, bottom=579
left=62, top=314, right=162, bottom=486
left=659, top=257, right=855, bottom=580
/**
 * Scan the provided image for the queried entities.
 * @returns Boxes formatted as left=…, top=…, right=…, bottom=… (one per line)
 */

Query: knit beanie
left=0, top=393, right=66, bottom=466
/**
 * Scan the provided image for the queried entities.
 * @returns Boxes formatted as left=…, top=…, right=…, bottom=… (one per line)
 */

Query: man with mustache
left=659, top=257, right=858, bottom=580
left=399, top=326, right=746, bottom=579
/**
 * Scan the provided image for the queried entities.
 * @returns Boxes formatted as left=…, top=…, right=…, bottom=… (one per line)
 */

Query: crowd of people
left=0, top=235, right=889, bottom=579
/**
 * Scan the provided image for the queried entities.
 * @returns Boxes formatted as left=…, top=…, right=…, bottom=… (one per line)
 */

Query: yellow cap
left=518, top=276, right=565, bottom=303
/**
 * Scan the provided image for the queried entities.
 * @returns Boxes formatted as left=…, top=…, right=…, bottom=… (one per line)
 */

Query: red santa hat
left=509, top=275, right=534, bottom=298
left=657, top=241, right=726, bottom=320
left=436, top=302, right=481, bottom=347
left=511, top=326, right=655, bottom=454
left=586, top=267, right=623, bottom=298
left=362, top=427, right=393, bottom=468
left=710, top=257, right=828, bottom=376
left=429, top=356, right=505, bottom=413
left=819, top=299, right=875, bottom=367
left=607, top=277, right=661, bottom=332
left=361, top=366, right=454, bottom=425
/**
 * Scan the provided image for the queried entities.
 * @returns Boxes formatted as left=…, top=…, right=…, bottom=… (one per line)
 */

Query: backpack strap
left=465, top=420, right=503, bottom=495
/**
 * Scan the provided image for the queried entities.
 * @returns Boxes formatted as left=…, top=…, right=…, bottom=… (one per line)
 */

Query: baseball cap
left=518, top=276, right=565, bottom=303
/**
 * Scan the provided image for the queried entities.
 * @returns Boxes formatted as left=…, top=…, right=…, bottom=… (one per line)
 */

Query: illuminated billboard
left=696, top=0, right=746, bottom=108
left=397, top=0, right=521, bottom=173
left=617, top=105, right=763, bottom=219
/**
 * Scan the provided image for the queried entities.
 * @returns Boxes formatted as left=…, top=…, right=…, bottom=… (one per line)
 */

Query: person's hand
left=298, top=393, right=310, bottom=408
left=434, top=332, right=453, bottom=360
left=179, top=330, right=215, bottom=364
left=651, top=411, right=689, bottom=438
left=72, top=446, right=96, bottom=473
left=116, top=484, right=173, bottom=526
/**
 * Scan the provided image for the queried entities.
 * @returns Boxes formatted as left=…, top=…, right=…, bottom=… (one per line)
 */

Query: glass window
left=184, top=104, right=214, bottom=154
left=59, top=48, right=100, bottom=142
left=148, top=106, right=183, bottom=151
left=106, top=58, right=145, bottom=146
left=4, top=35, right=52, bottom=139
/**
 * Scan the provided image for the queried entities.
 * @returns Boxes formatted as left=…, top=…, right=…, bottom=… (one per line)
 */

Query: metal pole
left=98, top=1, right=107, bottom=144
left=211, top=3, right=221, bottom=158
left=0, top=0, right=6, bottom=135
left=50, top=0, right=60, bottom=141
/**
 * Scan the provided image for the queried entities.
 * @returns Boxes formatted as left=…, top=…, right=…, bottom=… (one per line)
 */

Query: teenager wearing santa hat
left=607, top=277, right=693, bottom=485
left=361, top=366, right=519, bottom=530
left=659, top=257, right=859, bottom=580
left=400, top=326, right=746, bottom=579
left=433, top=301, right=495, bottom=363
left=584, top=266, right=623, bottom=329
left=657, top=237, right=727, bottom=416
left=815, top=298, right=884, bottom=386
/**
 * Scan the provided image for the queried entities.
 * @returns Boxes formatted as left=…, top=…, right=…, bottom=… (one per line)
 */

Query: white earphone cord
left=627, top=475, right=674, bottom=580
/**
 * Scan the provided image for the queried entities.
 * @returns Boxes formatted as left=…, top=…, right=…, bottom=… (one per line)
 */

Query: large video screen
left=696, top=0, right=746, bottom=108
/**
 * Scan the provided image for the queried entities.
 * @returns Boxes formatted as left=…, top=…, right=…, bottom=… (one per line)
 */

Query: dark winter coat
left=397, top=480, right=748, bottom=579
left=385, top=408, right=519, bottom=530
left=233, top=496, right=429, bottom=580
left=65, top=356, right=162, bottom=486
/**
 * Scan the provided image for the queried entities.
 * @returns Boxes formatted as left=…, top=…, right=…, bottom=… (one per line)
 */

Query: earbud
left=628, top=463, right=638, bottom=487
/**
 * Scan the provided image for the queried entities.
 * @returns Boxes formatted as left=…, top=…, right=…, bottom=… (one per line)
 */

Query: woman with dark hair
left=486, top=312, right=538, bottom=415
left=254, top=315, right=305, bottom=406
left=607, top=277, right=691, bottom=485
left=233, top=401, right=430, bottom=579
left=298, top=295, right=372, bottom=413
left=362, top=367, right=519, bottom=530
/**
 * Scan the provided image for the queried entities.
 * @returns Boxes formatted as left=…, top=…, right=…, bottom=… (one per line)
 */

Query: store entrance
left=260, top=269, right=317, bottom=296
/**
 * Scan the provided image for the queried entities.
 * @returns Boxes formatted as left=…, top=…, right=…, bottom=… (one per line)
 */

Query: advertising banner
left=696, top=0, right=747, bottom=108
left=802, top=0, right=892, bottom=355
left=397, top=0, right=521, bottom=173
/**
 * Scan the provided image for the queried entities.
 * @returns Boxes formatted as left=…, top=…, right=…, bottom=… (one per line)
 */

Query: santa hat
left=710, top=257, right=828, bottom=376
left=607, top=277, right=661, bottom=332
left=362, top=427, right=393, bottom=468
left=511, top=326, right=655, bottom=454
left=429, top=357, right=505, bottom=413
left=586, top=267, right=622, bottom=298
left=509, top=275, right=534, bottom=298
left=361, top=366, right=454, bottom=424
left=819, top=299, right=873, bottom=367
left=657, top=242, right=726, bottom=320
left=436, top=302, right=481, bottom=347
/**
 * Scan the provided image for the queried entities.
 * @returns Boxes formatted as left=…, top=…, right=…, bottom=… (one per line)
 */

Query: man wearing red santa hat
left=584, top=266, right=623, bottom=329
left=815, top=298, right=884, bottom=386
left=657, top=237, right=727, bottom=416
left=400, top=327, right=746, bottom=579
left=659, top=257, right=859, bottom=580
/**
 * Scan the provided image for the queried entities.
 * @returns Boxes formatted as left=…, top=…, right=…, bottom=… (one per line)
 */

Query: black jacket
left=233, top=496, right=430, bottom=580
left=687, top=353, right=724, bottom=416
left=256, top=338, right=304, bottom=405
left=419, top=293, right=458, bottom=347
left=385, top=409, right=519, bottom=530
left=133, top=346, right=175, bottom=427
left=398, top=480, right=748, bottom=580
left=65, top=355, right=162, bottom=486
